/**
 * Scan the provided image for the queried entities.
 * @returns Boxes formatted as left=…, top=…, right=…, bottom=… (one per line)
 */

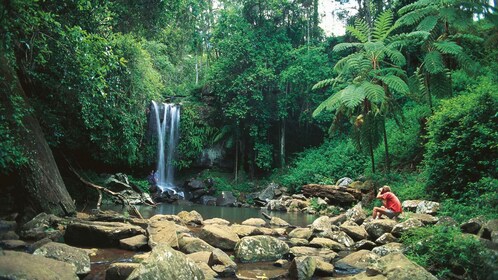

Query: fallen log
left=69, top=167, right=143, bottom=219
left=302, top=184, right=362, bottom=205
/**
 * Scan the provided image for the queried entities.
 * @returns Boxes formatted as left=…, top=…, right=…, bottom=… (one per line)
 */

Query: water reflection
left=110, top=203, right=318, bottom=227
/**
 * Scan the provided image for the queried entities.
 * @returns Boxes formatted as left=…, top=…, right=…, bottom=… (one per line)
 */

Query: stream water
left=103, top=202, right=318, bottom=227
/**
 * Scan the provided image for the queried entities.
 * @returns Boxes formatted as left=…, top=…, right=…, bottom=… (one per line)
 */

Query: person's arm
left=376, top=188, right=384, bottom=199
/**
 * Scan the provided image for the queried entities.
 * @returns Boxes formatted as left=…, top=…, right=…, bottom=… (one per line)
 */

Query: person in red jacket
left=372, top=185, right=402, bottom=219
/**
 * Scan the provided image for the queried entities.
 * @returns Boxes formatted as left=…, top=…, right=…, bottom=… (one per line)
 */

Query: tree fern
left=312, top=86, right=351, bottom=117
left=384, top=48, right=406, bottom=66
left=372, top=10, right=394, bottom=41
left=312, top=78, right=336, bottom=90
left=433, top=40, right=463, bottom=55
left=333, top=42, right=363, bottom=52
left=378, top=75, right=410, bottom=94
left=361, top=82, right=385, bottom=103
left=395, top=7, right=437, bottom=28
left=416, top=15, right=439, bottom=32
left=346, top=19, right=370, bottom=43
left=423, top=51, right=446, bottom=74
left=343, top=84, right=366, bottom=109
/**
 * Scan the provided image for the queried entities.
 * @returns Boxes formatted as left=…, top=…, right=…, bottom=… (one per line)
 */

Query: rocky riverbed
left=0, top=200, right=497, bottom=279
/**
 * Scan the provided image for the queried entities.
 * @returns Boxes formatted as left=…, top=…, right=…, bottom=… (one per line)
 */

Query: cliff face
left=1, top=55, right=76, bottom=222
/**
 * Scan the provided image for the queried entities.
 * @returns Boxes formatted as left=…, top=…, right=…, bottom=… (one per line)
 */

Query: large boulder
left=376, top=252, right=437, bottom=279
left=106, top=263, right=140, bottom=280
left=119, top=234, right=148, bottom=251
left=257, top=183, right=278, bottom=202
left=64, top=220, right=145, bottom=247
left=336, top=250, right=379, bottom=270
left=20, top=213, right=65, bottom=241
left=479, top=219, right=498, bottom=240
left=147, top=219, right=179, bottom=249
left=346, top=203, right=367, bottom=225
left=199, top=225, right=240, bottom=250
left=391, top=218, right=424, bottom=237
left=302, top=184, right=362, bottom=205
left=309, top=237, right=345, bottom=251
left=178, top=210, right=203, bottom=226
left=0, top=250, right=78, bottom=279
left=322, top=230, right=355, bottom=248
left=372, top=242, right=404, bottom=257
left=364, top=219, right=398, bottom=240
left=375, top=233, right=398, bottom=245
left=178, top=235, right=215, bottom=254
left=266, top=199, right=287, bottom=211
left=311, top=216, right=333, bottom=232
left=241, top=218, right=266, bottom=227
left=289, top=246, right=338, bottom=262
left=127, top=244, right=205, bottom=280
left=216, top=191, right=236, bottom=207
left=33, top=242, right=90, bottom=275
left=416, top=201, right=440, bottom=215
left=202, top=218, right=230, bottom=226
left=340, top=221, right=369, bottom=241
left=231, top=224, right=261, bottom=237
left=234, top=235, right=289, bottom=263
left=289, top=256, right=316, bottom=280
left=208, top=248, right=237, bottom=276
left=461, top=216, right=486, bottom=234
left=289, top=228, right=313, bottom=240
left=270, top=217, right=290, bottom=227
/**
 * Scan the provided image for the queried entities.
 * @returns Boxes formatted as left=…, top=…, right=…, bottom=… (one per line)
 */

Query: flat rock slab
left=0, top=250, right=78, bottom=279
left=64, top=220, right=145, bottom=247
left=33, top=242, right=90, bottom=275
left=119, top=234, right=149, bottom=251
left=147, top=219, right=179, bottom=249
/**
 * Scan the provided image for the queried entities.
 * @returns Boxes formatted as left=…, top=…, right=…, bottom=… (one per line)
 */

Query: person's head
left=381, top=185, right=391, bottom=193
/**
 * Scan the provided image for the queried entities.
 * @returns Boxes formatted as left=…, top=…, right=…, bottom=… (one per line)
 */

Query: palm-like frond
left=433, top=40, right=463, bottom=55
left=422, top=51, right=446, bottom=74
left=449, top=33, right=484, bottom=43
left=430, top=72, right=452, bottom=97
left=399, top=0, right=433, bottom=15
left=416, top=15, right=439, bottom=32
left=343, top=84, right=366, bottom=109
left=346, top=19, right=370, bottom=43
left=395, top=7, right=437, bottom=28
left=312, top=78, right=336, bottom=90
left=333, top=42, right=363, bottom=52
left=378, top=74, right=410, bottom=94
left=312, top=85, right=354, bottom=116
left=360, top=82, right=385, bottom=103
left=334, top=53, right=361, bottom=72
left=372, top=10, right=394, bottom=41
left=384, top=48, right=406, bottom=66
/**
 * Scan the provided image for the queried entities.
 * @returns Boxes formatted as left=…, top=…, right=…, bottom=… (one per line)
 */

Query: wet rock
left=178, top=235, right=215, bottom=254
left=309, top=237, right=345, bottom=251
left=340, top=222, right=369, bottom=241
left=288, top=227, right=313, bottom=240
left=196, top=262, right=218, bottom=280
left=364, top=219, right=398, bottom=240
left=311, top=216, right=332, bottom=232
left=289, top=256, right=316, bottom=280
left=391, top=218, right=424, bottom=237
left=330, top=214, right=348, bottom=226
left=20, top=213, right=65, bottom=241
left=461, top=216, right=486, bottom=234
left=336, top=250, right=379, bottom=270
left=0, top=250, right=78, bottom=279
left=315, top=258, right=335, bottom=276
left=235, top=235, right=289, bottom=263
left=203, top=218, right=230, bottom=226
left=187, top=251, right=212, bottom=263
left=372, top=242, right=404, bottom=257
left=208, top=248, right=237, bottom=276
left=241, top=218, right=266, bottom=227
left=119, top=234, right=148, bottom=251
left=346, top=203, right=367, bottom=225
left=147, top=219, right=179, bottom=249
left=178, top=210, right=203, bottom=226
left=274, top=259, right=288, bottom=267
left=0, top=239, right=27, bottom=250
left=257, top=183, right=278, bottom=202
left=33, top=242, right=90, bottom=275
left=375, top=233, right=398, bottom=245
left=127, top=243, right=204, bottom=280
left=27, top=237, right=52, bottom=253
left=416, top=201, right=440, bottom=215
left=266, top=199, right=287, bottom=211
left=216, top=191, right=237, bottom=206
left=355, top=240, right=377, bottom=251
left=289, top=238, right=309, bottom=246
left=269, top=217, right=290, bottom=227
left=199, top=225, right=240, bottom=250
left=200, top=195, right=217, bottom=206
left=289, top=246, right=338, bottom=262
left=377, top=252, right=437, bottom=279
left=106, top=263, right=140, bottom=280
left=64, top=219, right=145, bottom=248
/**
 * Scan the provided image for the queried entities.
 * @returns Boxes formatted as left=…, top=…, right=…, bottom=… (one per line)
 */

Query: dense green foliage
left=423, top=78, right=497, bottom=198
left=401, top=225, right=495, bottom=279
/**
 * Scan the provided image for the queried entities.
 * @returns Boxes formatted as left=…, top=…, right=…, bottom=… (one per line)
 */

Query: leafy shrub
left=423, top=78, right=497, bottom=198
left=438, top=177, right=498, bottom=223
left=274, top=138, right=367, bottom=193
left=401, top=225, right=495, bottom=279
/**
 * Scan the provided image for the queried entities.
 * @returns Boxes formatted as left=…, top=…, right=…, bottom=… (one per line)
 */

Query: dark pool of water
left=102, top=202, right=318, bottom=227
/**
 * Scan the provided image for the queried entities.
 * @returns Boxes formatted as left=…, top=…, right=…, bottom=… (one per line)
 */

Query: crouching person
left=372, top=186, right=402, bottom=220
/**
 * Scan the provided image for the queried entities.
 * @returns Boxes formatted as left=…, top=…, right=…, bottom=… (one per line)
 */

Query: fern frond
left=384, top=48, right=406, bottom=66
left=378, top=74, right=410, bottom=94
left=373, top=67, right=408, bottom=79
left=449, top=33, right=484, bottom=43
left=455, top=52, right=478, bottom=75
left=347, top=19, right=370, bottom=43
left=373, top=10, right=394, bottom=41
left=312, top=78, right=336, bottom=90
left=433, top=40, right=463, bottom=55
left=416, top=15, right=439, bottom=32
left=394, top=7, right=437, bottom=28
left=399, top=0, right=434, bottom=15
left=361, top=82, right=385, bottom=103
left=422, top=51, right=445, bottom=74
left=343, top=84, right=366, bottom=109
left=334, top=53, right=361, bottom=72
left=333, top=42, right=363, bottom=52
left=312, top=90, right=342, bottom=117
left=406, top=31, right=431, bottom=40
left=429, top=72, right=451, bottom=97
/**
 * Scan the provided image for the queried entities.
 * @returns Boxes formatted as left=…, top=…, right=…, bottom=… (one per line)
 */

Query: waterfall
left=151, top=101, right=181, bottom=194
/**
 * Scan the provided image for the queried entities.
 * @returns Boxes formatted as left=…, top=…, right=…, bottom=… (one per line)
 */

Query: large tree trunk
left=0, top=55, right=76, bottom=221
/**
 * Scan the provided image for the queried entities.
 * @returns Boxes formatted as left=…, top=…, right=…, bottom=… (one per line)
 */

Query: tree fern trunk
left=383, top=117, right=390, bottom=173
left=425, top=73, right=433, bottom=112
left=369, top=140, right=375, bottom=174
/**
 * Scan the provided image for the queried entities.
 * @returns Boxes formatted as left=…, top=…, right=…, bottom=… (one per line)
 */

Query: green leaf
left=333, top=42, right=363, bottom=52
left=395, top=7, right=436, bottom=28
left=385, top=48, right=406, bottom=66
left=423, top=51, right=446, bottom=74
left=433, top=41, right=462, bottom=55
left=416, top=15, right=439, bottom=32
left=346, top=19, right=370, bottom=43
left=378, top=75, right=410, bottom=94
left=312, top=78, right=335, bottom=90
left=361, top=82, right=385, bottom=103
left=372, top=10, right=394, bottom=41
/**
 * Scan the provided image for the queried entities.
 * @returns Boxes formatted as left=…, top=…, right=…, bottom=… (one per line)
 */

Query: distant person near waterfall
left=372, top=186, right=402, bottom=220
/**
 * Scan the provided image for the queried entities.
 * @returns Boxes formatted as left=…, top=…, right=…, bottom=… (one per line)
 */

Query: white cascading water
left=151, top=101, right=181, bottom=195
